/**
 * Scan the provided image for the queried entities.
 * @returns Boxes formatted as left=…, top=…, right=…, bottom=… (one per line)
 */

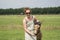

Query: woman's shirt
left=24, top=15, right=35, bottom=31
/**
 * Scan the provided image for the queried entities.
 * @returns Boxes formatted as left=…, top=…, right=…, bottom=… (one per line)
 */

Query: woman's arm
left=33, top=16, right=37, bottom=20
left=23, top=19, right=34, bottom=35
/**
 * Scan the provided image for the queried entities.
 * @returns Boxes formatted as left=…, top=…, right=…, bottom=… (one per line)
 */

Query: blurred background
left=0, top=0, right=60, bottom=40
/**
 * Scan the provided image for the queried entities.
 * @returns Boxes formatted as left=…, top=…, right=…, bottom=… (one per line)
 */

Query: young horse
left=34, top=20, right=42, bottom=40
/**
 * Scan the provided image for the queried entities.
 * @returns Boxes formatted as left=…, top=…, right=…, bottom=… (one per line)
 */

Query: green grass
left=0, top=15, right=60, bottom=40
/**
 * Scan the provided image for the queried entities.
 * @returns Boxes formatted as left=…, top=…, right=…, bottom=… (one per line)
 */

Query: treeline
left=0, top=7, right=60, bottom=15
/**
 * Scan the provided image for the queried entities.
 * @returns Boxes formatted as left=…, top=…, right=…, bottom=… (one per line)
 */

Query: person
left=23, top=7, right=42, bottom=40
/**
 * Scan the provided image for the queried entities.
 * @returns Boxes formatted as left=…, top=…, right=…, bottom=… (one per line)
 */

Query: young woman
left=23, top=8, right=37, bottom=40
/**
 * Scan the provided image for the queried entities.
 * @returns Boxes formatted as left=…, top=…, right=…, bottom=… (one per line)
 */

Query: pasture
left=0, top=15, right=60, bottom=40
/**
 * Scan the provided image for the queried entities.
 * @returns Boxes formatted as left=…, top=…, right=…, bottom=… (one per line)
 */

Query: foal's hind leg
left=37, top=32, right=42, bottom=40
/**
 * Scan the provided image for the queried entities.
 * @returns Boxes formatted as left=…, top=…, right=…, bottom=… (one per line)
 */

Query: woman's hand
left=30, top=32, right=35, bottom=36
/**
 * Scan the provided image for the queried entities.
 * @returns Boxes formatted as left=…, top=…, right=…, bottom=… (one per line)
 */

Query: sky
left=0, top=0, right=60, bottom=9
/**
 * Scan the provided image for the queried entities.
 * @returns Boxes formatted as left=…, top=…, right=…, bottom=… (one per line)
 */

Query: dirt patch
left=0, top=24, right=23, bottom=30
left=41, top=26, right=60, bottom=30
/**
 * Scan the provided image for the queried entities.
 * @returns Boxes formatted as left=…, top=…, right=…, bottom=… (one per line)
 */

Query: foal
left=34, top=20, right=42, bottom=40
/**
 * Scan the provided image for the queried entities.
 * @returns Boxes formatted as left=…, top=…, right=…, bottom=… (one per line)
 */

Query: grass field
left=0, top=15, right=60, bottom=40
